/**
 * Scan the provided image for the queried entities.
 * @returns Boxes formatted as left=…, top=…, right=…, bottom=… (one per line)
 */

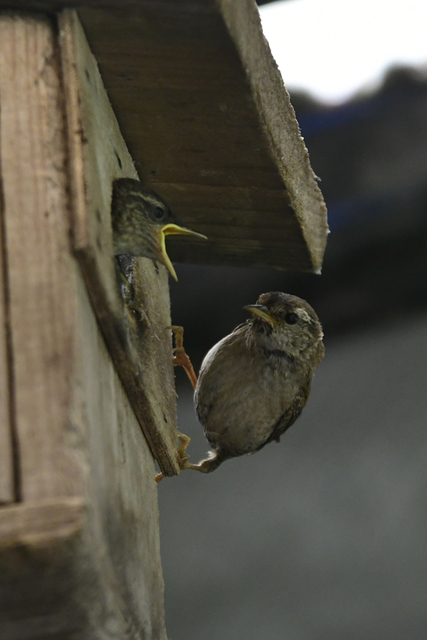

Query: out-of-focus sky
left=259, top=0, right=427, bottom=104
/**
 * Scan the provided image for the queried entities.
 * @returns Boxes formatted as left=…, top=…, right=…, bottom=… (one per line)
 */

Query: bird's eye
left=153, top=206, right=166, bottom=221
left=284, top=312, right=298, bottom=325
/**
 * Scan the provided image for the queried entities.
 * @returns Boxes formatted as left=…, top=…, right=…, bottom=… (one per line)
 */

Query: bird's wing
left=262, top=380, right=312, bottom=447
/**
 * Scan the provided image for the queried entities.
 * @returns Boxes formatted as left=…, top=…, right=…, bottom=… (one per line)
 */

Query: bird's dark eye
left=284, top=312, right=298, bottom=325
left=153, top=206, right=166, bottom=221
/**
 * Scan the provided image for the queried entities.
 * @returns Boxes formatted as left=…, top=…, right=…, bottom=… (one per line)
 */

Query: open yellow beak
left=244, top=304, right=278, bottom=326
left=159, top=223, right=207, bottom=281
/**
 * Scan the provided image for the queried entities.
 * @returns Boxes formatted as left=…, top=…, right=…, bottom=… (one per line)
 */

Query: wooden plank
left=59, top=9, right=180, bottom=476
left=73, top=268, right=168, bottom=640
left=0, top=277, right=169, bottom=640
left=220, top=0, right=328, bottom=269
left=0, top=13, right=168, bottom=638
left=0, top=180, right=14, bottom=504
left=78, top=0, right=328, bottom=272
left=0, top=497, right=85, bottom=546
left=0, top=14, right=83, bottom=501
left=0, top=492, right=166, bottom=639
left=0, top=499, right=88, bottom=640
left=0, top=0, right=328, bottom=272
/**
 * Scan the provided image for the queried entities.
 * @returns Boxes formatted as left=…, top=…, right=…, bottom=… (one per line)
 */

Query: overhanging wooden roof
left=5, top=0, right=328, bottom=272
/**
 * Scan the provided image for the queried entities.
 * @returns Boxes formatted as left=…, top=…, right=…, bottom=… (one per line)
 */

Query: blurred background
left=157, top=1, right=427, bottom=638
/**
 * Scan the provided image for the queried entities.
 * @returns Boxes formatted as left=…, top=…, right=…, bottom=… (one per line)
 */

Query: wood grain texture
left=0, top=180, right=14, bottom=504
left=219, top=0, right=328, bottom=270
left=0, top=14, right=168, bottom=638
left=0, top=498, right=87, bottom=640
left=73, top=268, right=168, bottom=640
left=59, top=10, right=180, bottom=476
left=0, top=489, right=166, bottom=639
left=0, top=14, right=83, bottom=501
left=0, top=497, right=85, bottom=547
left=0, top=0, right=328, bottom=272
left=0, top=248, right=168, bottom=640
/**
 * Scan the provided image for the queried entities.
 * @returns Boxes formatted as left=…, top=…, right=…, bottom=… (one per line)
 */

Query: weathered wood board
left=0, top=170, right=14, bottom=505
left=0, top=0, right=328, bottom=273
left=59, top=9, right=180, bottom=476
left=0, top=13, right=82, bottom=502
left=0, top=13, right=168, bottom=639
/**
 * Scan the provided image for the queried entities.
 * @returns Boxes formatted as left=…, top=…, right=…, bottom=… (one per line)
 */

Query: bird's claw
left=169, top=326, right=198, bottom=389
left=155, top=431, right=193, bottom=483
left=177, top=431, right=191, bottom=457
left=171, top=325, right=184, bottom=349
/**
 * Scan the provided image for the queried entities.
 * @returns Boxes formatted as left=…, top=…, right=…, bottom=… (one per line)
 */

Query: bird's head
left=244, top=291, right=324, bottom=363
left=111, top=178, right=207, bottom=280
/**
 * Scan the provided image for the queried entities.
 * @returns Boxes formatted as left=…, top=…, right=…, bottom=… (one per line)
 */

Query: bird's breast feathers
left=195, top=328, right=310, bottom=455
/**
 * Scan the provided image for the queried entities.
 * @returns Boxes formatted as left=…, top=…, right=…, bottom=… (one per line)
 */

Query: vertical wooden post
left=0, top=14, right=83, bottom=503
left=0, top=12, right=170, bottom=638
left=0, top=174, right=14, bottom=505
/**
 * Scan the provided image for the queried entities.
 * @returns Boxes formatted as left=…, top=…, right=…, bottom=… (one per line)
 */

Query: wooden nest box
left=0, top=2, right=327, bottom=638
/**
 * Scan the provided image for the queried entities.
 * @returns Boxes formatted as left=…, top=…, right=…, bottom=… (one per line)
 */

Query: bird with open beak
left=111, top=178, right=206, bottom=280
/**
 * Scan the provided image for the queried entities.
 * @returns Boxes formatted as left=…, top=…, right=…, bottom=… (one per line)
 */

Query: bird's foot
left=176, top=432, right=207, bottom=471
left=176, top=431, right=191, bottom=459
left=171, top=325, right=198, bottom=389
left=155, top=431, right=205, bottom=482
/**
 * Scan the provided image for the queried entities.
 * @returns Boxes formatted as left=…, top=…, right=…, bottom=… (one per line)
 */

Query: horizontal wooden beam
left=0, top=0, right=328, bottom=272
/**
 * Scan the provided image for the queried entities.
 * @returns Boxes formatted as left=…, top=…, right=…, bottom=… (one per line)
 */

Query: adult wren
left=172, top=291, right=324, bottom=476
left=111, top=178, right=206, bottom=280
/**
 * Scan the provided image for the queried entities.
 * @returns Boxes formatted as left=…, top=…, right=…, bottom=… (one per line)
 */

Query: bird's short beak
left=159, top=224, right=207, bottom=281
left=244, top=304, right=278, bottom=326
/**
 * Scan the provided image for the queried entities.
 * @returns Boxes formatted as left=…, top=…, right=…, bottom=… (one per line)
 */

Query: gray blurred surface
left=158, top=311, right=427, bottom=639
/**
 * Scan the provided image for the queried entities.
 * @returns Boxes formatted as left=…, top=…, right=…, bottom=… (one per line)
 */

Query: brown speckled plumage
left=192, top=292, right=325, bottom=473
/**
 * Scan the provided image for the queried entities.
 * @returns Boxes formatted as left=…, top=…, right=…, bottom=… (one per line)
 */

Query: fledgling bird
left=111, top=178, right=206, bottom=280
left=182, top=291, right=325, bottom=474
